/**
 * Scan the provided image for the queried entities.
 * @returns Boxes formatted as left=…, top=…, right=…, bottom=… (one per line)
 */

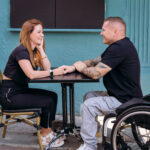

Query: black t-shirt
left=101, top=37, right=143, bottom=103
left=4, top=44, right=30, bottom=85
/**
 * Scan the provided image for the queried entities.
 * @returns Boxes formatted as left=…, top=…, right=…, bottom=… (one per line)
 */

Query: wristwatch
left=49, top=69, right=53, bottom=79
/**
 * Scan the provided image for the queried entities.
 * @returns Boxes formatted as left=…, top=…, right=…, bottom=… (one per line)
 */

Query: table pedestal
left=61, top=83, right=75, bottom=128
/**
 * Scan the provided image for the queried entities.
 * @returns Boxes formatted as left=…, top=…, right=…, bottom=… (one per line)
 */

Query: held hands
left=53, top=65, right=75, bottom=76
left=58, top=65, right=76, bottom=74
left=52, top=61, right=86, bottom=76
left=57, top=61, right=86, bottom=75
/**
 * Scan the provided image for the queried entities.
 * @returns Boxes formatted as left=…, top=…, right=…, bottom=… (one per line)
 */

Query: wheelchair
left=102, top=94, right=150, bottom=150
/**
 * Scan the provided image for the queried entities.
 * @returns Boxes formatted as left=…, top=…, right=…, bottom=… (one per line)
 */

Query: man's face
left=100, top=21, right=115, bottom=45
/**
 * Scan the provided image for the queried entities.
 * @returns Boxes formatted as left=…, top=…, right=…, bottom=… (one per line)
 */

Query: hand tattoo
left=96, top=62, right=107, bottom=68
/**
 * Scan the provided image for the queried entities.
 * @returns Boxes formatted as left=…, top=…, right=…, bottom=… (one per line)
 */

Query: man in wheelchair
left=62, top=17, right=143, bottom=150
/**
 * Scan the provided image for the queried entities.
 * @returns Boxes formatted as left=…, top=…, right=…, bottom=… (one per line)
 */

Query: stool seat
left=2, top=108, right=41, bottom=113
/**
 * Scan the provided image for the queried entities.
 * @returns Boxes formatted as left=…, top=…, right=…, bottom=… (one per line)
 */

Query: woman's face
left=30, top=24, right=44, bottom=49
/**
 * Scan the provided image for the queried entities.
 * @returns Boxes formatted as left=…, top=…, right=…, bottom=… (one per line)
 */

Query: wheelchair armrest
left=116, top=98, right=148, bottom=115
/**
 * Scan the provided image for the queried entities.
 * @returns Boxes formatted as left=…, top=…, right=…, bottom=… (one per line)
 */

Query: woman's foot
left=41, top=131, right=64, bottom=147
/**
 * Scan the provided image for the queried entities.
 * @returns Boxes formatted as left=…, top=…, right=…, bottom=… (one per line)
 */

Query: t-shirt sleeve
left=101, top=44, right=127, bottom=69
left=15, top=48, right=30, bottom=61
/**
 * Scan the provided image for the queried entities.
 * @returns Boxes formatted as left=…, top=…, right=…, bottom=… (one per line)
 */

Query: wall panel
left=127, top=0, right=150, bottom=66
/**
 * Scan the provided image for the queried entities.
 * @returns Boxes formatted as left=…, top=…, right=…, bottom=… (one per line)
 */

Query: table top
left=29, top=71, right=99, bottom=83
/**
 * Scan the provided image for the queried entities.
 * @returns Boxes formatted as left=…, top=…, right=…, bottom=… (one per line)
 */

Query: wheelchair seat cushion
left=116, top=97, right=150, bottom=115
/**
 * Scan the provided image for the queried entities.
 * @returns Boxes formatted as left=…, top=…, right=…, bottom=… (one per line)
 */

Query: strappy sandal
left=41, top=131, right=64, bottom=147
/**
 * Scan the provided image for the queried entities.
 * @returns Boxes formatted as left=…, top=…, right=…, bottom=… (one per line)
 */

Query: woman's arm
left=19, top=59, right=65, bottom=79
left=19, top=59, right=50, bottom=79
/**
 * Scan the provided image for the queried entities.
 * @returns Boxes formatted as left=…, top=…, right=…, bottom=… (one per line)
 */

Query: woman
left=1, top=19, right=64, bottom=147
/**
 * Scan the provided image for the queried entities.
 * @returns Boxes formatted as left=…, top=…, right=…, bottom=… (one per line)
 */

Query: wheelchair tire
left=111, top=106, right=150, bottom=150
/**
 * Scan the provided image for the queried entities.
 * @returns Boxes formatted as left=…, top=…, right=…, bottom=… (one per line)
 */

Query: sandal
left=41, top=131, right=64, bottom=147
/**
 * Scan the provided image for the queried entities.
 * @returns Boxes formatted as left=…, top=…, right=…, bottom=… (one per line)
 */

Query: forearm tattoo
left=81, top=67, right=101, bottom=79
left=96, top=62, right=107, bottom=68
left=84, top=56, right=102, bottom=67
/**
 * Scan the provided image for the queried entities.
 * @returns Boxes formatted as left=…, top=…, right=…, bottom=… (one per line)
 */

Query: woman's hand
left=36, top=37, right=44, bottom=53
left=53, top=67, right=66, bottom=76
left=35, top=37, right=51, bottom=70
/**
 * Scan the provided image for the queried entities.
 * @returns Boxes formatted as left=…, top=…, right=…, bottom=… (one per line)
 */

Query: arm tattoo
left=83, top=56, right=102, bottom=67
left=81, top=67, right=102, bottom=79
left=96, top=62, right=107, bottom=69
left=80, top=62, right=111, bottom=79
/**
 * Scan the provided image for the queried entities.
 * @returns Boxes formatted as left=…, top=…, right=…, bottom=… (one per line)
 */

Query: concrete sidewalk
left=0, top=115, right=138, bottom=150
left=0, top=115, right=84, bottom=150
left=0, top=132, right=82, bottom=150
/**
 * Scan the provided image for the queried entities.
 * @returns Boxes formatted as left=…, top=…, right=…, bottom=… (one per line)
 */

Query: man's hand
left=73, top=61, right=87, bottom=72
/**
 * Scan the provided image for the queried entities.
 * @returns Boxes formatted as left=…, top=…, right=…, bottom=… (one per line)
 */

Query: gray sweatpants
left=80, top=91, right=122, bottom=150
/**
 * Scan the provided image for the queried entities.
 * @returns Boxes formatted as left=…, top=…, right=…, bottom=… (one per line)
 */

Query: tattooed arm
left=83, top=56, right=102, bottom=67
left=74, top=61, right=112, bottom=79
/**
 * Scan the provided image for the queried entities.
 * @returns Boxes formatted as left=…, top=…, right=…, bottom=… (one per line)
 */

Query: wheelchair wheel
left=111, top=106, right=150, bottom=150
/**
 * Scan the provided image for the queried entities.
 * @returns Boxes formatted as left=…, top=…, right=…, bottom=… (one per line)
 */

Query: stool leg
left=2, top=124, right=8, bottom=138
left=0, top=108, right=3, bottom=128
left=36, top=116, right=43, bottom=150
left=2, top=115, right=10, bottom=138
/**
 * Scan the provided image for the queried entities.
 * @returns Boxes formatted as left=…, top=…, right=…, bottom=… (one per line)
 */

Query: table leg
left=61, top=84, right=68, bottom=127
left=69, top=84, right=75, bottom=128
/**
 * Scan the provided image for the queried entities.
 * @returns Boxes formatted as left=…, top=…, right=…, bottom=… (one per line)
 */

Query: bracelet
left=41, top=55, right=47, bottom=60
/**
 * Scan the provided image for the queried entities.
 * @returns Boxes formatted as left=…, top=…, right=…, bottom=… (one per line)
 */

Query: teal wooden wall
left=0, top=0, right=150, bottom=115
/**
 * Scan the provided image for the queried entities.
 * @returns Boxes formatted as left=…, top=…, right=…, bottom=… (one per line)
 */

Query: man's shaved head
left=101, top=17, right=126, bottom=45
left=104, top=17, right=126, bottom=35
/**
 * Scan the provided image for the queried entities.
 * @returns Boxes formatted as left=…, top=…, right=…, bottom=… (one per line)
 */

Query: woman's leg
left=5, top=88, right=57, bottom=129
left=4, top=88, right=64, bottom=146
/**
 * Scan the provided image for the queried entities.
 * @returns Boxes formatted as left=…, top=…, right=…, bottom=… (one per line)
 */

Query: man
left=62, top=17, right=143, bottom=150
